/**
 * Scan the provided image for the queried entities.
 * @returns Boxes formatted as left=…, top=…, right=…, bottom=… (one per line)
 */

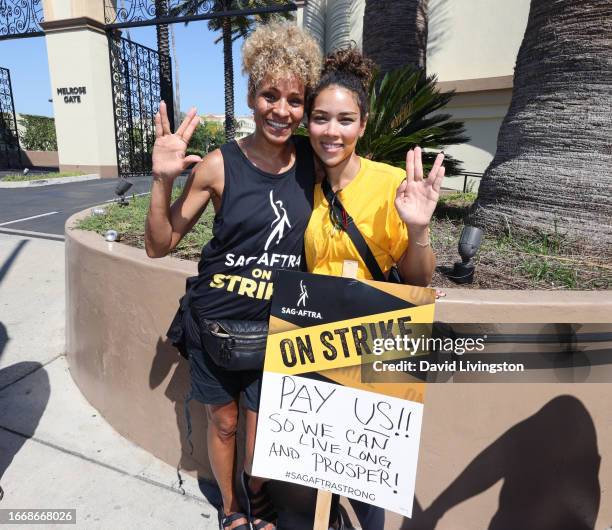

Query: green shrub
left=18, top=114, right=57, bottom=151
left=187, top=120, right=225, bottom=158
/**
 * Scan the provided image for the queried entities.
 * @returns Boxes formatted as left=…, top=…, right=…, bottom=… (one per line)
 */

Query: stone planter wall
left=65, top=210, right=612, bottom=529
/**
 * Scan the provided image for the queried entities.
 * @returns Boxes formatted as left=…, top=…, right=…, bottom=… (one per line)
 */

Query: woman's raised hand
left=395, top=146, right=445, bottom=229
left=152, top=101, right=203, bottom=180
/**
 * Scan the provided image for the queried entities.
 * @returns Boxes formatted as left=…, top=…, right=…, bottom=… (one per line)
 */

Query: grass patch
left=74, top=189, right=610, bottom=290
left=435, top=191, right=476, bottom=221
left=3, top=171, right=83, bottom=182
left=431, top=215, right=610, bottom=290
left=74, top=188, right=215, bottom=260
left=438, top=191, right=477, bottom=207
left=516, top=258, right=578, bottom=289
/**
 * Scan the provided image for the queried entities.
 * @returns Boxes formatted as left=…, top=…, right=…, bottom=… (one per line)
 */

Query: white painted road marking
left=0, top=191, right=152, bottom=238
left=0, top=211, right=59, bottom=226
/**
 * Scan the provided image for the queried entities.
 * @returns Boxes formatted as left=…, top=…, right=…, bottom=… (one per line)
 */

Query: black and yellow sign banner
left=264, top=271, right=436, bottom=402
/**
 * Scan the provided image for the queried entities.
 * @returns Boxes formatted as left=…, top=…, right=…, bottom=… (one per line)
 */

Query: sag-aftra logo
left=281, top=280, right=322, bottom=319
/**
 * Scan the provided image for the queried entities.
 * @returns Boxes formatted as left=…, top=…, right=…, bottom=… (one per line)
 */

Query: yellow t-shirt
left=305, top=157, right=408, bottom=280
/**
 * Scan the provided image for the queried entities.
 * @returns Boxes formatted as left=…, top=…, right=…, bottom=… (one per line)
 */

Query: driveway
left=0, top=177, right=153, bottom=237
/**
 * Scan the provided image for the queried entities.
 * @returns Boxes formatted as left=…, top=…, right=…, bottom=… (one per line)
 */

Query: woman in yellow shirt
left=305, top=48, right=444, bottom=289
left=304, top=48, right=446, bottom=529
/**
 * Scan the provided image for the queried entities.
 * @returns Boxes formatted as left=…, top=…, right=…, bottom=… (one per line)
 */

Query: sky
left=0, top=22, right=252, bottom=118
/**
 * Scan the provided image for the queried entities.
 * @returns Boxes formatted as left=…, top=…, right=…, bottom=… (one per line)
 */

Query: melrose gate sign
left=57, top=86, right=87, bottom=104
left=0, top=0, right=302, bottom=177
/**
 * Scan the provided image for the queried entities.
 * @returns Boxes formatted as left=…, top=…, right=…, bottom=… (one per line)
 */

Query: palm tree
left=171, top=0, right=294, bottom=140
left=357, top=66, right=468, bottom=175
left=169, top=24, right=182, bottom=129
left=468, top=0, right=612, bottom=248
left=155, top=0, right=174, bottom=130
left=301, top=0, right=353, bottom=53
left=363, top=0, right=429, bottom=74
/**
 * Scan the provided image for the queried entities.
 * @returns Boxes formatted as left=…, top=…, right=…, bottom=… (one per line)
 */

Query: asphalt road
left=0, top=177, right=154, bottom=237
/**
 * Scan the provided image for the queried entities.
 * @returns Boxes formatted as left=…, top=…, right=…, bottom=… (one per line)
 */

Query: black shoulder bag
left=167, top=277, right=268, bottom=370
left=322, top=178, right=403, bottom=284
left=190, top=308, right=268, bottom=371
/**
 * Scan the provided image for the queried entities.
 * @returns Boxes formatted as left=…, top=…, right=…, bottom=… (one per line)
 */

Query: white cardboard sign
left=252, top=371, right=424, bottom=516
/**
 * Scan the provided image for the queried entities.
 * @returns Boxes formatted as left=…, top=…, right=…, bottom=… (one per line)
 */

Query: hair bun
left=322, top=48, right=374, bottom=91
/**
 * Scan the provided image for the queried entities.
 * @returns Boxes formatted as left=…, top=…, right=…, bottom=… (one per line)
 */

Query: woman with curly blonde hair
left=145, top=23, right=322, bottom=530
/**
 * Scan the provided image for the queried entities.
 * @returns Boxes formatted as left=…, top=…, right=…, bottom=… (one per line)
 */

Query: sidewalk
left=0, top=233, right=218, bottom=529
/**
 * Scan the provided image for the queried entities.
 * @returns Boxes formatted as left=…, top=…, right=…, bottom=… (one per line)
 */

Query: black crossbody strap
left=321, top=179, right=386, bottom=282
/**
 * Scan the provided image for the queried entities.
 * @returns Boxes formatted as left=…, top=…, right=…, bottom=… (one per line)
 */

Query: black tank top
left=190, top=136, right=314, bottom=320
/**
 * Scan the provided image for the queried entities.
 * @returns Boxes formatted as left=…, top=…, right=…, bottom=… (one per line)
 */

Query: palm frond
left=358, top=65, right=469, bottom=175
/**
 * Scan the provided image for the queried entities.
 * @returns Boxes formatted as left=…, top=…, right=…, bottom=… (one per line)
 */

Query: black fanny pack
left=191, top=307, right=268, bottom=371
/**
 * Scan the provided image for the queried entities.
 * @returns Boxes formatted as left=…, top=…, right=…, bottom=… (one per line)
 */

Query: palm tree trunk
left=468, top=0, right=612, bottom=248
left=156, top=0, right=174, bottom=130
left=222, top=14, right=236, bottom=141
left=363, top=0, right=429, bottom=74
left=170, top=24, right=181, bottom=128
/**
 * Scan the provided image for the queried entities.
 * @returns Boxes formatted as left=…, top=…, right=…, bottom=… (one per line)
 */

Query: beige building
left=428, top=0, right=530, bottom=190
left=299, top=0, right=531, bottom=190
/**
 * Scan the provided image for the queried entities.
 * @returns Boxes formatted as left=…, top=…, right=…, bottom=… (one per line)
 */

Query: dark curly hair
left=307, top=48, right=375, bottom=120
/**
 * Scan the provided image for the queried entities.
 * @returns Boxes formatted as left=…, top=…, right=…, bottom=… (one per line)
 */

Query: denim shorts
left=183, top=308, right=262, bottom=412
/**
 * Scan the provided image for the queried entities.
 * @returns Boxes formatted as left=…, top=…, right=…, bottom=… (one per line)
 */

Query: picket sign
left=312, top=260, right=359, bottom=530
left=253, top=264, right=432, bottom=526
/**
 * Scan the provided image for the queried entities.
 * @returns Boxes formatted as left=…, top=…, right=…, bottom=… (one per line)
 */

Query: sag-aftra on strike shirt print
left=190, top=136, right=314, bottom=321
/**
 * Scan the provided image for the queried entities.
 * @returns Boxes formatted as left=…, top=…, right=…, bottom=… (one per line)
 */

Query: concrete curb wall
left=22, top=149, right=60, bottom=168
left=65, top=209, right=612, bottom=529
left=65, top=210, right=213, bottom=483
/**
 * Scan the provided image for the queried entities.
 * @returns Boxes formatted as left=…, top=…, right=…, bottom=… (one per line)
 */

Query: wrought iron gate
left=105, top=1, right=300, bottom=179
left=0, top=66, right=21, bottom=169
left=2, top=0, right=300, bottom=177
left=1, top=1, right=46, bottom=171
left=0, top=0, right=44, bottom=40
left=108, top=34, right=171, bottom=178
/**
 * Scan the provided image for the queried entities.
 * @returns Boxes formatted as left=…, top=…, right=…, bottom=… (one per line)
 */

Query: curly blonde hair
left=242, top=22, right=322, bottom=98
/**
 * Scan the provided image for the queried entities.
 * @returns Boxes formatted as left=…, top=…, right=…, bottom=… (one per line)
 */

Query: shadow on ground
left=0, top=322, right=7, bottom=364
left=0, top=362, right=50, bottom=503
left=0, top=239, right=29, bottom=286
left=149, top=336, right=219, bottom=501
left=402, top=395, right=600, bottom=530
